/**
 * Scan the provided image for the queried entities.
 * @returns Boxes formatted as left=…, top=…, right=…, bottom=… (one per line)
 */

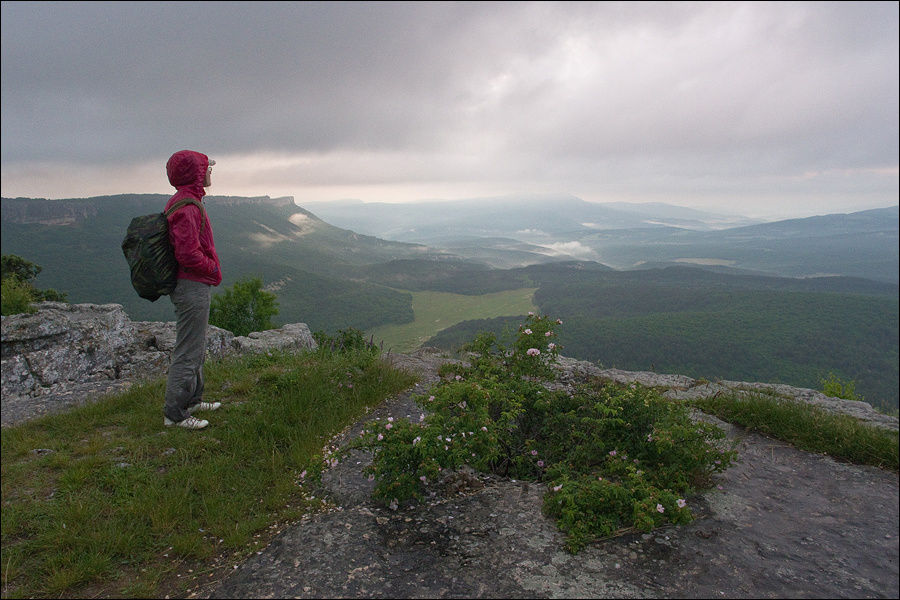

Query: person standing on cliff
left=162, top=150, right=223, bottom=430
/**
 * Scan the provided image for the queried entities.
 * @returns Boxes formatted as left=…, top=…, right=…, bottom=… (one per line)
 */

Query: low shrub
left=1, top=275, right=36, bottom=316
left=820, top=371, right=864, bottom=402
left=313, top=327, right=379, bottom=355
left=209, top=276, right=279, bottom=337
left=342, top=313, right=736, bottom=552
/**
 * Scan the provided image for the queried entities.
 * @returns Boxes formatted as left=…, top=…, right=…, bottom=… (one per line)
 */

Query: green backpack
left=121, top=200, right=206, bottom=301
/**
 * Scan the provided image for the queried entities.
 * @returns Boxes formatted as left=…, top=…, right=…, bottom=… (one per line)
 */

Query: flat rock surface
left=209, top=351, right=900, bottom=599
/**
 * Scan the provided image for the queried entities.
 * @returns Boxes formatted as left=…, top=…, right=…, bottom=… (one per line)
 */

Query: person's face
left=204, top=164, right=212, bottom=187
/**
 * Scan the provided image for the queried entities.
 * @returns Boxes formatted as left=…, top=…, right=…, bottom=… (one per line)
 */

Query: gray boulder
left=1, top=302, right=317, bottom=426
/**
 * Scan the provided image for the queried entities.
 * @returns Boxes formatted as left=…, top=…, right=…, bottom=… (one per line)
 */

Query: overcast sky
left=2, top=1, right=897, bottom=219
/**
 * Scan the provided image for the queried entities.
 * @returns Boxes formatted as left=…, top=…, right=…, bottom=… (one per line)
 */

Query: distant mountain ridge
left=302, top=194, right=762, bottom=242
left=590, top=205, right=899, bottom=283
left=7, top=194, right=895, bottom=280
left=303, top=197, right=898, bottom=283
left=2, top=193, right=897, bottom=410
left=1, top=194, right=297, bottom=225
left=1, top=194, right=439, bottom=331
left=711, top=205, right=899, bottom=238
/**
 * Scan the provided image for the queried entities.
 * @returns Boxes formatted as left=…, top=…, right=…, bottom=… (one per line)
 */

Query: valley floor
left=366, top=287, right=537, bottom=353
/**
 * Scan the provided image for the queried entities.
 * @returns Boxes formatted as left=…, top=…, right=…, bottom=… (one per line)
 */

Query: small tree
left=1, top=254, right=42, bottom=282
left=1, top=254, right=67, bottom=315
left=1, top=276, right=36, bottom=316
left=820, top=372, right=864, bottom=402
left=209, top=276, right=279, bottom=337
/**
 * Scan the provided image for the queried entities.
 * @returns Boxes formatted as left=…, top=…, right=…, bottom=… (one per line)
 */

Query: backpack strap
left=165, top=199, right=206, bottom=235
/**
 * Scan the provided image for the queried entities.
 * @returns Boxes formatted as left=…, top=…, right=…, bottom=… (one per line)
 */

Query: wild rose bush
left=342, top=313, right=736, bottom=552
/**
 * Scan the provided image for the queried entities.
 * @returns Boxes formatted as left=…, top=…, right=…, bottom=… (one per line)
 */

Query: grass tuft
left=690, top=392, right=899, bottom=471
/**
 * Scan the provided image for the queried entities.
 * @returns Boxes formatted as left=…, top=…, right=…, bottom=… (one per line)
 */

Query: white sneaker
left=188, top=401, right=221, bottom=414
left=164, top=415, right=209, bottom=430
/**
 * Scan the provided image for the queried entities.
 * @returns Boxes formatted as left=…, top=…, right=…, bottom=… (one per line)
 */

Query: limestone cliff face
left=1, top=198, right=101, bottom=225
left=1, top=195, right=298, bottom=226
left=205, top=195, right=295, bottom=208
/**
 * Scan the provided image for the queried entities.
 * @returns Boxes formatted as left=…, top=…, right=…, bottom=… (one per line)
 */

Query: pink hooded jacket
left=164, top=150, right=222, bottom=286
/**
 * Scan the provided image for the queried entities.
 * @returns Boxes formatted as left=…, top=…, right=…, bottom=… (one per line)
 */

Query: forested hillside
left=425, top=266, right=899, bottom=412
left=1, top=195, right=424, bottom=331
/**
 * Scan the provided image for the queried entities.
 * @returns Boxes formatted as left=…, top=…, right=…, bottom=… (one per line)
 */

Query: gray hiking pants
left=164, top=278, right=212, bottom=422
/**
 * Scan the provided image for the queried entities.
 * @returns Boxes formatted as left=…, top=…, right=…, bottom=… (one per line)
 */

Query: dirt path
left=208, top=351, right=899, bottom=599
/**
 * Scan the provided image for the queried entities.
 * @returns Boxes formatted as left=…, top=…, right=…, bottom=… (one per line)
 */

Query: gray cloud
left=1, top=1, right=897, bottom=217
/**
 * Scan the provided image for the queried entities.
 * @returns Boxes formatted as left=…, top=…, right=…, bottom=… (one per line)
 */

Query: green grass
left=367, top=287, right=538, bottom=353
left=690, top=392, right=899, bottom=471
left=0, top=348, right=416, bottom=599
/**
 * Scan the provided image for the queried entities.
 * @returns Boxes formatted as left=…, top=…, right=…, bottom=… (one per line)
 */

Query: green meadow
left=367, top=287, right=538, bottom=353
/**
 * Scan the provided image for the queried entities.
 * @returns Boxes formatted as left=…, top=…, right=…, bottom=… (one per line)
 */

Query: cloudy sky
left=1, top=1, right=897, bottom=219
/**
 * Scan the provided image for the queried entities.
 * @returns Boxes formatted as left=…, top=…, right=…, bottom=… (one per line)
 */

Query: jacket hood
left=166, top=150, right=210, bottom=199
